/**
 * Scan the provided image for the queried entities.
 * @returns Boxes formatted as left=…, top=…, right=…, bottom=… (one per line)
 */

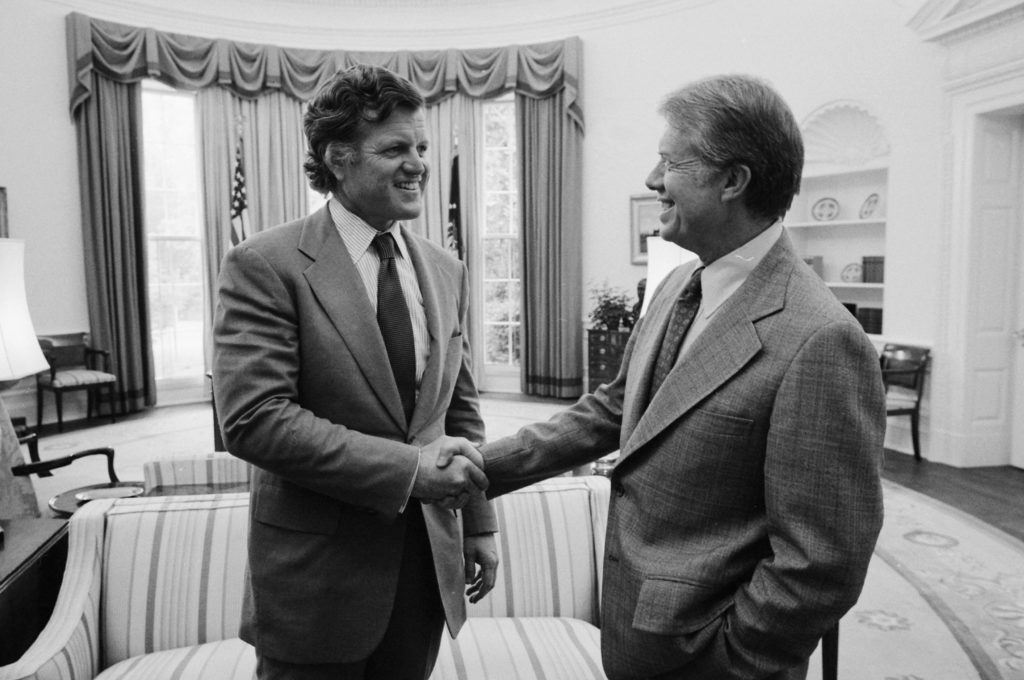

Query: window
left=141, top=83, right=206, bottom=402
left=479, top=98, right=521, bottom=391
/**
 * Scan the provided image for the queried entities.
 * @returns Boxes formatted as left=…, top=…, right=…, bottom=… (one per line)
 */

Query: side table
left=0, top=518, right=69, bottom=665
left=48, top=481, right=146, bottom=518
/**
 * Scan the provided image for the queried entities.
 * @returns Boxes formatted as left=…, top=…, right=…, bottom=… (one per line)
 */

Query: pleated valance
left=66, top=12, right=583, bottom=128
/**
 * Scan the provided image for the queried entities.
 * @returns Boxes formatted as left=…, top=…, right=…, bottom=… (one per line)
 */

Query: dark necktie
left=649, top=267, right=704, bottom=399
left=372, top=233, right=416, bottom=424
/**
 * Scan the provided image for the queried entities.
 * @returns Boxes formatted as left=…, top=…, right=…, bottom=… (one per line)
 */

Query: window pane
left=485, top=325, right=510, bottom=364
left=483, top=238, right=510, bottom=279
left=481, top=98, right=520, bottom=374
left=484, top=282, right=509, bottom=322
left=142, top=84, right=205, bottom=384
left=485, top=194, right=513, bottom=235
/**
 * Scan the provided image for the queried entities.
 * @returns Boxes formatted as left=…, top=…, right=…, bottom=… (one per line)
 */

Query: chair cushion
left=38, top=369, right=116, bottom=388
left=94, top=638, right=255, bottom=680
left=432, top=618, right=606, bottom=680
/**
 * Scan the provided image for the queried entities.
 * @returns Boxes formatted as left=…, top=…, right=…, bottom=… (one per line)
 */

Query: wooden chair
left=36, top=332, right=117, bottom=433
left=880, top=343, right=930, bottom=460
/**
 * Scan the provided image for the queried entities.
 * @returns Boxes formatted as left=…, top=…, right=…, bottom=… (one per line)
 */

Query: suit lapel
left=620, top=234, right=797, bottom=462
left=402, top=228, right=445, bottom=436
left=299, top=207, right=408, bottom=430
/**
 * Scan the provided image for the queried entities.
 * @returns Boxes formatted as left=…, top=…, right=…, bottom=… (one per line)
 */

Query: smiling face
left=644, top=124, right=727, bottom=261
left=331, top=107, right=429, bottom=230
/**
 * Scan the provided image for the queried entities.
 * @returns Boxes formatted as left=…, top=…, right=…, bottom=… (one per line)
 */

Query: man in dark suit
left=214, top=64, right=498, bottom=680
left=476, top=74, right=885, bottom=679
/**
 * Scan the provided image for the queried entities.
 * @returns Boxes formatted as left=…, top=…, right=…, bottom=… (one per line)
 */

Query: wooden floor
left=882, top=449, right=1024, bottom=542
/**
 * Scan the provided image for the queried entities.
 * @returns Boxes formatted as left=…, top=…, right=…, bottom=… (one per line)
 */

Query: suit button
left=607, top=552, right=619, bottom=562
left=613, top=483, right=625, bottom=497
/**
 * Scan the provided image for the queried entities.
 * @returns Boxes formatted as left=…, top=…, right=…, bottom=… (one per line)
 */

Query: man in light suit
left=478, top=75, right=885, bottom=679
left=214, top=64, right=498, bottom=680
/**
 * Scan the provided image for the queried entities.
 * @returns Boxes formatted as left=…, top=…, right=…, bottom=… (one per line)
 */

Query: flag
left=445, top=155, right=463, bottom=258
left=229, top=137, right=250, bottom=246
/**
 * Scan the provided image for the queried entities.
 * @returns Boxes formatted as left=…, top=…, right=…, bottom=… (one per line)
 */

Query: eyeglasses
left=656, top=156, right=704, bottom=174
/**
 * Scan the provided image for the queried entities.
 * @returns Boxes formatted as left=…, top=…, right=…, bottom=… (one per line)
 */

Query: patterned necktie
left=372, top=233, right=416, bottom=424
left=649, top=267, right=704, bottom=399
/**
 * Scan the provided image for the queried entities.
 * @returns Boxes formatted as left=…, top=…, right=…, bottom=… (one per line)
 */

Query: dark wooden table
left=0, top=518, right=69, bottom=665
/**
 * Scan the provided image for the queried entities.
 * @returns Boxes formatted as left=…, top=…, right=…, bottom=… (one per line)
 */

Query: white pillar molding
left=912, top=0, right=1024, bottom=466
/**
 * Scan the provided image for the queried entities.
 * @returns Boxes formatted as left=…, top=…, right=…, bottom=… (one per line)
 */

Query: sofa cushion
left=433, top=618, right=606, bottom=680
left=94, top=638, right=254, bottom=680
left=93, top=618, right=606, bottom=680
left=469, top=478, right=605, bottom=624
left=101, top=494, right=250, bottom=665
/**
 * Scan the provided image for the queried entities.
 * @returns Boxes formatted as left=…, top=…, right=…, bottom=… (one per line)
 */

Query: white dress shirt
left=329, top=198, right=430, bottom=388
left=678, top=220, right=784, bottom=360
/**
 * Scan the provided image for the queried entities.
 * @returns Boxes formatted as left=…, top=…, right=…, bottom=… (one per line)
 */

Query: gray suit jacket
left=483, top=232, right=884, bottom=680
left=213, top=205, right=496, bottom=664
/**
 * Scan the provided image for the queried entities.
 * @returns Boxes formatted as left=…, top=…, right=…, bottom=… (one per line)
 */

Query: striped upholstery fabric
left=36, top=369, right=116, bottom=388
left=142, top=452, right=252, bottom=493
left=432, top=618, right=605, bottom=680
left=0, top=479, right=611, bottom=680
left=92, top=639, right=255, bottom=680
left=0, top=499, right=110, bottom=680
left=468, top=477, right=608, bottom=624
left=100, top=494, right=250, bottom=666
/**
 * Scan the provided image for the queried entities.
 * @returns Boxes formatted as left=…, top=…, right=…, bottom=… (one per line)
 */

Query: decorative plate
left=859, top=193, right=880, bottom=219
left=75, top=485, right=144, bottom=503
left=841, top=262, right=863, bottom=283
left=811, top=197, right=840, bottom=221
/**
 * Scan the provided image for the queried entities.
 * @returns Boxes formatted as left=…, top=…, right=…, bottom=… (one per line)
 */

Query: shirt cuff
left=399, top=447, right=421, bottom=514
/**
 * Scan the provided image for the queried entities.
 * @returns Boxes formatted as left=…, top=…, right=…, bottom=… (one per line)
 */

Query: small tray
left=75, top=485, right=144, bottom=503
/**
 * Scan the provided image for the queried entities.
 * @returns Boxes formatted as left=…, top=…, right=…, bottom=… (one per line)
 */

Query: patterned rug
left=26, top=402, right=1024, bottom=679
left=806, top=480, right=1024, bottom=680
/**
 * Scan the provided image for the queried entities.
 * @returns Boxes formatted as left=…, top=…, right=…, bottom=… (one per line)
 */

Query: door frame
left=934, top=76, right=1024, bottom=467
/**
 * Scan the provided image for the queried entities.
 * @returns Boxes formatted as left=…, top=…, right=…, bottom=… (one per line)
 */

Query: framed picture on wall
left=0, top=187, right=7, bottom=238
left=630, top=193, right=661, bottom=265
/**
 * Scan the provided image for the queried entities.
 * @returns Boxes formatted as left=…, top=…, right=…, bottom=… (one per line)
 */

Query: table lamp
left=0, top=239, right=49, bottom=545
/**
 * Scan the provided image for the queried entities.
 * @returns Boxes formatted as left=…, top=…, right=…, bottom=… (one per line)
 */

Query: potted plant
left=588, top=283, right=635, bottom=331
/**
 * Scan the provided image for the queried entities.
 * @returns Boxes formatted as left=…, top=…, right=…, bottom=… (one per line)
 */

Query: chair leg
left=36, top=387, right=44, bottom=431
left=910, top=412, right=921, bottom=461
left=821, top=622, right=838, bottom=680
left=107, top=384, right=116, bottom=424
left=56, top=392, right=64, bottom=432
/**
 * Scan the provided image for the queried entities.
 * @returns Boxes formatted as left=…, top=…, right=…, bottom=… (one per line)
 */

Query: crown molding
left=909, top=0, right=1024, bottom=43
left=45, top=0, right=724, bottom=49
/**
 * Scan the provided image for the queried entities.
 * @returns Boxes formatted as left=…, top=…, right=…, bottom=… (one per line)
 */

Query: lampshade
left=639, top=235, right=698, bottom=318
left=0, top=239, right=48, bottom=384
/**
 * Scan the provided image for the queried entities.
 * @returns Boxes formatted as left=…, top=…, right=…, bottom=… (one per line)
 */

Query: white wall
left=2, top=0, right=947, bottom=434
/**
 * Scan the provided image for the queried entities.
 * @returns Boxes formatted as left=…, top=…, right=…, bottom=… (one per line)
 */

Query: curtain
left=66, top=12, right=585, bottom=398
left=197, top=88, right=307, bottom=370
left=518, top=90, right=584, bottom=397
left=75, top=74, right=156, bottom=414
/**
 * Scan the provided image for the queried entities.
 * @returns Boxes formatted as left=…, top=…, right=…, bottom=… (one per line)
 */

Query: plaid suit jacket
left=483, top=231, right=885, bottom=680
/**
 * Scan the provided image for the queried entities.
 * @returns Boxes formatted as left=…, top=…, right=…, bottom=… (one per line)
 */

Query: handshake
left=412, top=436, right=488, bottom=510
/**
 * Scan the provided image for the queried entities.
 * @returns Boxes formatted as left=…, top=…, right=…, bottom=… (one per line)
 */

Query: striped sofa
left=0, top=476, right=610, bottom=680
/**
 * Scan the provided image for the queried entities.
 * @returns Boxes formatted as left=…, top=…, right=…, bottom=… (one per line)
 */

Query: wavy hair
left=303, top=64, right=425, bottom=194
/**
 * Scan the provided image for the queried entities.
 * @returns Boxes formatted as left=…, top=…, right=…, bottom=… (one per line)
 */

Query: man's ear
left=720, top=164, right=752, bottom=203
left=325, top=142, right=354, bottom=183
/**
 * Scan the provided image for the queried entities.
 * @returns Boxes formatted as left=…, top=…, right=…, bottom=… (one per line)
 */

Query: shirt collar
left=328, top=197, right=408, bottom=263
left=698, top=220, right=783, bottom=319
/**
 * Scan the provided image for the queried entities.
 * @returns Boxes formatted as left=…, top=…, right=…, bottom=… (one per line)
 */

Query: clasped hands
left=412, top=435, right=487, bottom=510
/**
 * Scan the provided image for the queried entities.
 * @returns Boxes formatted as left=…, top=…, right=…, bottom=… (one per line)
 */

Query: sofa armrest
left=0, top=500, right=112, bottom=680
